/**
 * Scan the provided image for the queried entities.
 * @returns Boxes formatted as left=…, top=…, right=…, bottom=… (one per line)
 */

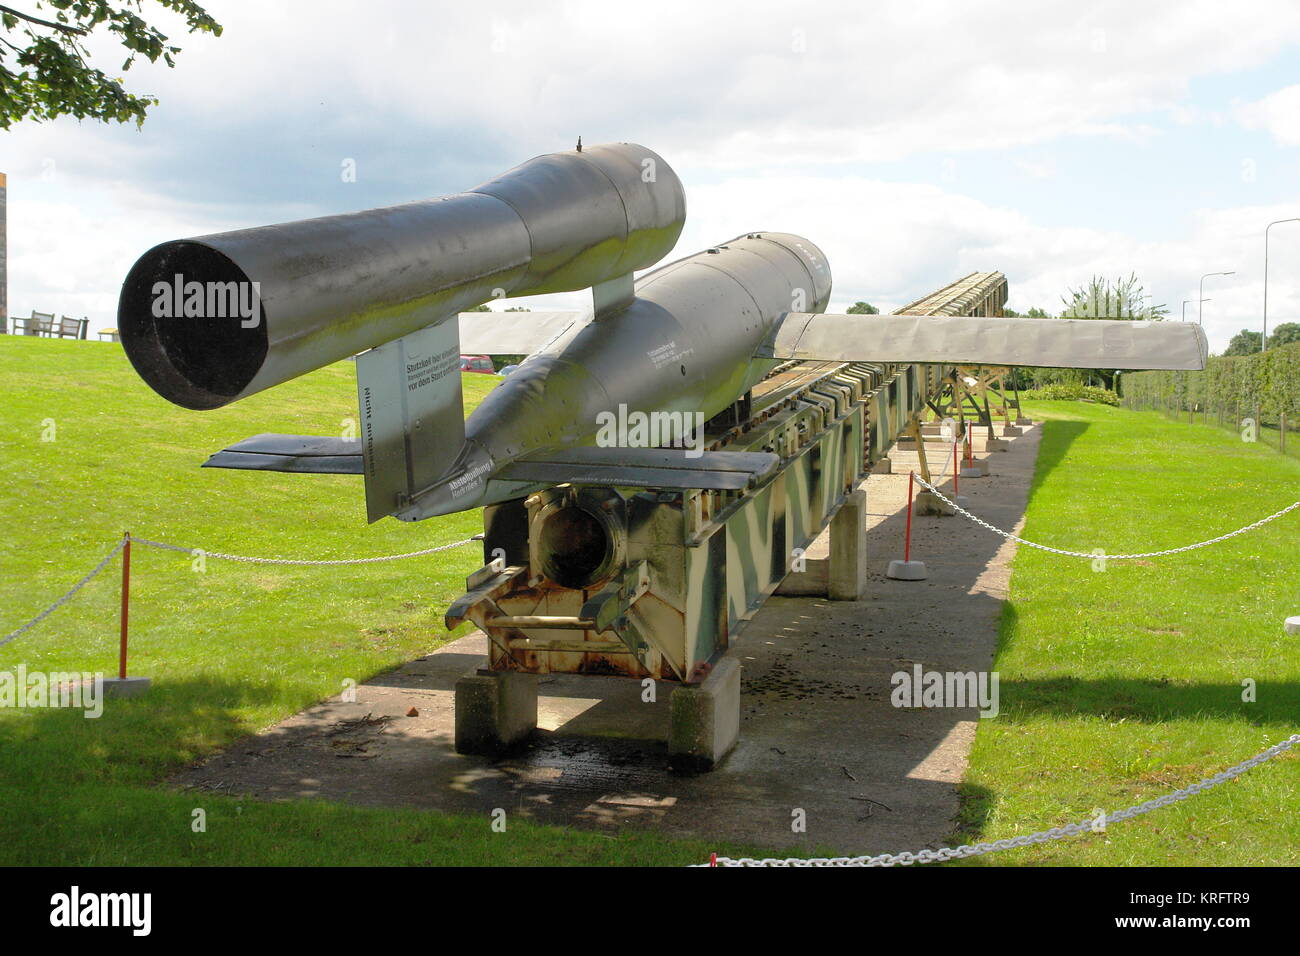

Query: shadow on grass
left=0, top=675, right=286, bottom=791
left=993, top=675, right=1296, bottom=724
left=1024, top=418, right=1089, bottom=491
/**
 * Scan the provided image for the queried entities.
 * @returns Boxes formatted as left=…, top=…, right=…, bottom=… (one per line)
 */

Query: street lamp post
left=1182, top=299, right=1192, bottom=322
left=1199, top=272, right=1235, bottom=327
left=1264, top=219, right=1300, bottom=353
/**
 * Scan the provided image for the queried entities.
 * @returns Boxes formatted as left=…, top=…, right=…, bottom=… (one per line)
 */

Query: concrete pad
left=886, top=559, right=928, bottom=580
left=454, top=669, right=537, bottom=756
left=101, top=676, right=151, bottom=698
left=984, top=438, right=1009, bottom=452
left=828, top=488, right=868, bottom=601
left=1000, top=425, right=1023, bottom=438
left=914, top=490, right=954, bottom=516
left=871, top=457, right=893, bottom=475
left=669, top=658, right=741, bottom=773
left=170, top=428, right=1043, bottom=857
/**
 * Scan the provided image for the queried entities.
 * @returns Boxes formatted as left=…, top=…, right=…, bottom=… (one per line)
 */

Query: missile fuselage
left=398, top=232, right=832, bottom=519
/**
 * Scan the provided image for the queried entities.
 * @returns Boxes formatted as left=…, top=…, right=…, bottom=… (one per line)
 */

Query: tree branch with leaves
left=0, top=0, right=221, bottom=129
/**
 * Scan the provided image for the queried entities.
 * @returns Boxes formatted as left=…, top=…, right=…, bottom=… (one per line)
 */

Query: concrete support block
left=914, top=489, right=954, bottom=516
left=1015, top=418, right=1033, bottom=427
left=886, top=559, right=928, bottom=580
left=100, top=676, right=151, bottom=698
left=454, top=668, right=537, bottom=756
left=1285, top=615, right=1300, bottom=635
left=871, top=457, right=893, bottom=475
left=984, top=438, right=1009, bottom=452
left=1000, top=425, right=1023, bottom=438
left=669, top=657, right=741, bottom=773
left=828, top=488, right=867, bottom=601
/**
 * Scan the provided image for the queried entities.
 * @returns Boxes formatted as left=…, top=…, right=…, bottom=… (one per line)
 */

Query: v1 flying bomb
left=118, top=143, right=1207, bottom=765
left=119, top=142, right=1206, bottom=525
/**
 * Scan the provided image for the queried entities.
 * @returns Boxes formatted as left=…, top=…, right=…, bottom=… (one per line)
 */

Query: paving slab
left=173, top=425, right=1043, bottom=857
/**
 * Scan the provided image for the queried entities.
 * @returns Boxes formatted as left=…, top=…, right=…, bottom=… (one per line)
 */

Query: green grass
left=957, top=400, right=1300, bottom=865
left=0, top=337, right=760, bottom=865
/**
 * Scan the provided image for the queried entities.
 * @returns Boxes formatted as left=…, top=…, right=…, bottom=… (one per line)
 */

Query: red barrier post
left=953, top=438, right=960, bottom=496
left=904, top=471, right=915, bottom=562
left=119, top=531, right=131, bottom=680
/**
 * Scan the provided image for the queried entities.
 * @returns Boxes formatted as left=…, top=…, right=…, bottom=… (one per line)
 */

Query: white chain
left=1, top=539, right=127, bottom=647
left=704, top=732, right=1299, bottom=866
left=132, top=536, right=475, bottom=566
left=912, top=475, right=1299, bottom=559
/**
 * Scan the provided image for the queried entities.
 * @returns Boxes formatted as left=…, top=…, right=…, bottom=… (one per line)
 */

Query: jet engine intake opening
left=538, top=504, right=620, bottom=590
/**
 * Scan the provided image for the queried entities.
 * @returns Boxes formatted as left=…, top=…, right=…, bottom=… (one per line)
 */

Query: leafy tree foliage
left=1224, top=329, right=1263, bottom=356
left=1267, top=322, right=1300, bottom=349
left=846, top=301, right=879, bottom=314
left=0, top=1, right=221, bottom=129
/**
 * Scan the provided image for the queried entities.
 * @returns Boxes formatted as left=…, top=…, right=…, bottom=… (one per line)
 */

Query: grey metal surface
left=355, top=319, right=465, bottom=522
left=204, top=434, right=362, bottom=475
left=760, top=313, right=1209, bottom=370
left=397, top=232, right=832, bottom=519
left=117, top=143, right=685, bottom=409
left=457, top=310, right=580, bottom=356
left=498, top=447, right=779, bottom=490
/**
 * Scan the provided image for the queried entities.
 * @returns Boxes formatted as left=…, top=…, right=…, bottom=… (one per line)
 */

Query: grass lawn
left=0, top=337, right=763, bottom=865
left=957, top=400, right=1300, bottom=865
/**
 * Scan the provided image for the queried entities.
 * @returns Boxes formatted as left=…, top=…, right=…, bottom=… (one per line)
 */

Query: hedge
left=1121, top=341, right=1300, bottom=424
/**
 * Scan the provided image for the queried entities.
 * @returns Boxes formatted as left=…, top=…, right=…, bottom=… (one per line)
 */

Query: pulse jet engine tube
left=117, top=143, right=686, bottom=410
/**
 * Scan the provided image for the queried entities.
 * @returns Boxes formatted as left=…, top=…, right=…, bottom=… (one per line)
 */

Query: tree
left=1267, top=322, right=1300, bottom=349
left=1052, top=275, right=1167, bottom=392
left=1060, top=273, right=1168, bottom=320
left=1003, top=306, right=1051, bottom=318
left=846, top=301, right=879, bottom=314
left=1224, top=329, right=1263, bottom=356
left=0, top=1, right=221, bottom=129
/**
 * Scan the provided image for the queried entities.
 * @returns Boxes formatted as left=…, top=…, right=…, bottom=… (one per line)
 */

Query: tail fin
left=356, top=320, right=467, bottom=522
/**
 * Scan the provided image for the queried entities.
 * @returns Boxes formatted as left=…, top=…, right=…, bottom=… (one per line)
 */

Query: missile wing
left=757, top=311, right=1209, bottom=370
left=457, top=311, right=582, bottom=355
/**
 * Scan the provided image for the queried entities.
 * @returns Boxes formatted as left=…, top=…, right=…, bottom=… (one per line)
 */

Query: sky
left=4, top=0, right=1300, bottom=352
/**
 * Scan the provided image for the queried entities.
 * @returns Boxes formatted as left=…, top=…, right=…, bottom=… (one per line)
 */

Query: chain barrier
left=912, top=474, right=1299, bottom=559
left=703, top=732, right=1300, bottom=866
left=2, top=535, right=475, bottom=645
left=132, top=536, right=475, bottom=566
left=1, top=539, right=127, bottom=648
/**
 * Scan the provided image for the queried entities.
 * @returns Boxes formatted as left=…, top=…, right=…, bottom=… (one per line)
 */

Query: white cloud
left=1238, top=84, right=1300, bottom=146
left=6, top=0, right=1300, bottom=351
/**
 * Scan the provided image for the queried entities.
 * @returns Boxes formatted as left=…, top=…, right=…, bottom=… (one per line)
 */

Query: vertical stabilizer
left=356, top=321, right=466, bottom=522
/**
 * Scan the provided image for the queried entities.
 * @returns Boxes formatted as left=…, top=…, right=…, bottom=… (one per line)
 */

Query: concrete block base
left=1016, top=418, right=1033, bottom=427
left=669, top=658, right=741, bottom=773
left=886, top=559, right=928, bottom=580
left=871, top=457, right=893, bottom=475
left=1286, top=615, right=1300, bottom=635
left=1000, top=425, right=1023, bottom=438
left=914, top=489, right=954, bottom=516
left=454, top=668, right=538, bottom=756
left=101, top=676, right=151, bottom=698
left=960, top=465, right=985, bottom=479
left=984, top=438, right=1009, bottom=452
left=828, top=488, right=867, bottom=600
